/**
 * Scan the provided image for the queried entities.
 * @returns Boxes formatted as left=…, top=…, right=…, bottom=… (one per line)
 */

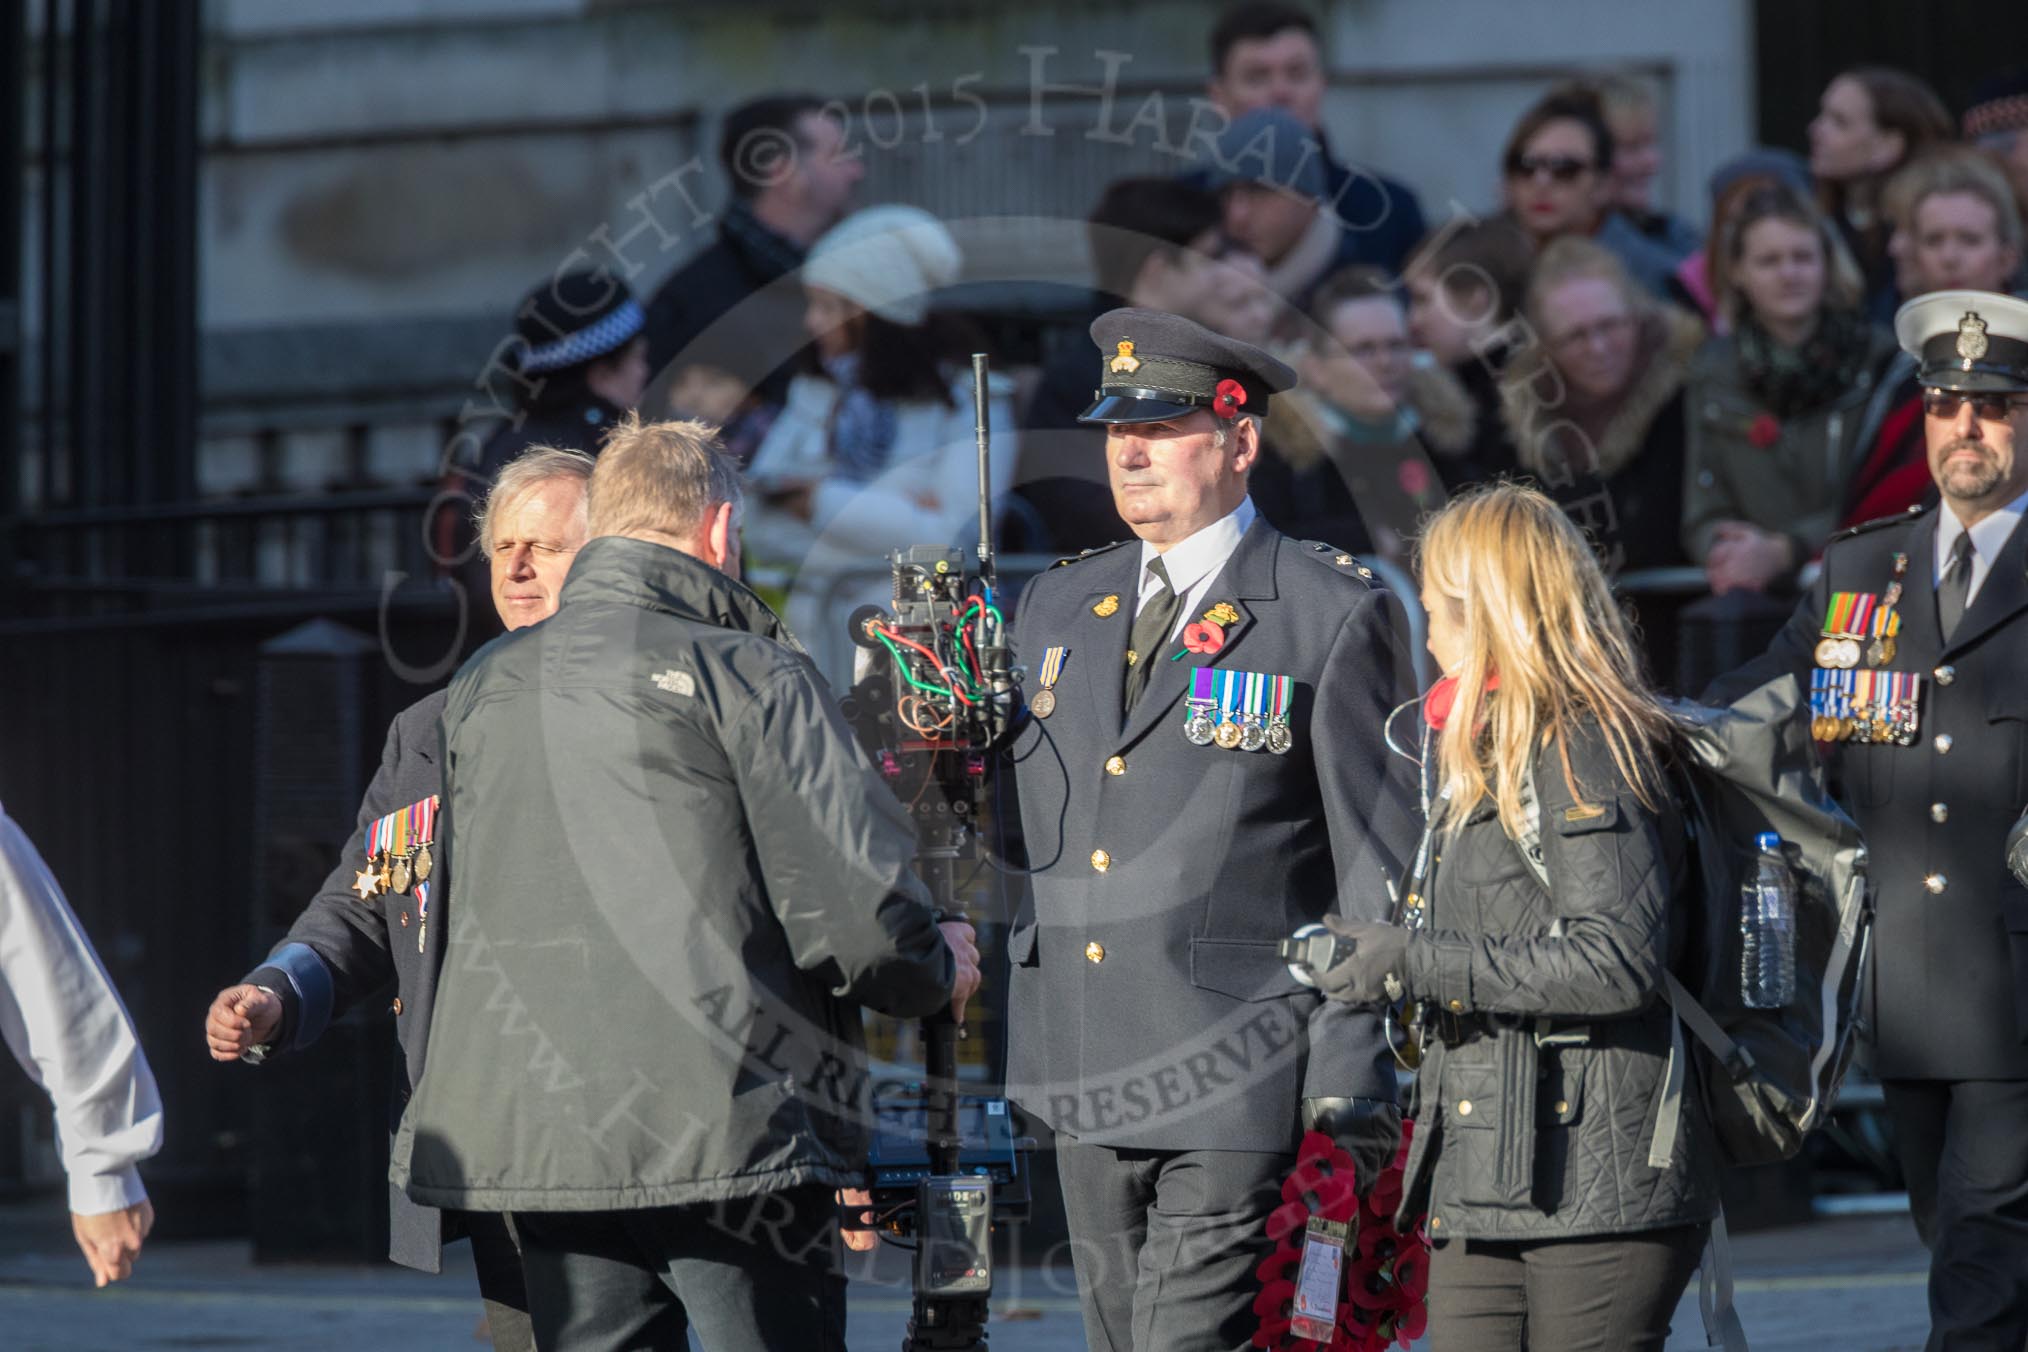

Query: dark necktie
left=1123, top=556, right=1180, bottom=714
left=1938, top=531, right=1975, bottom=642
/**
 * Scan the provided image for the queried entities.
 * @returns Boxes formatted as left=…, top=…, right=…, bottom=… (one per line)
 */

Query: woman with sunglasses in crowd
left=1311, top=483, right=1721, bottom=1352
left=1499, top=86, right=1681, bottom=301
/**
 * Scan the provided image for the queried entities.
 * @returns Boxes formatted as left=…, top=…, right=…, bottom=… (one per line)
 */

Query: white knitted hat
left=803, top=205, right=962, bottom=326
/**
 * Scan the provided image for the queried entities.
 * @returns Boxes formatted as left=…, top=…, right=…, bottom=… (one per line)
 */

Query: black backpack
left=1516, top=673, right=1873, bottom=1169
left=1657, top=675, right=1874, bottom=1170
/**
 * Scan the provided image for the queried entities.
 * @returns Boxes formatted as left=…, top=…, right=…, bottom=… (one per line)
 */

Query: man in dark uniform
left=203, top=447, right=595, bottom=1352
left=1004, top=307, right=1420, bottom=1352
left=1709, top=289, right=2028, bottom=1350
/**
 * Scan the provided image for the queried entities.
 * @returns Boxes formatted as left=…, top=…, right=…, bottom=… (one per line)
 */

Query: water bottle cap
left=1755, top=832, right=1781, bottom=852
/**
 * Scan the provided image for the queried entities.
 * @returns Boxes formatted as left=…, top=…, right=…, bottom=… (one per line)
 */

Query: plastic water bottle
left=1741, top=832, right=1796, bottom=1008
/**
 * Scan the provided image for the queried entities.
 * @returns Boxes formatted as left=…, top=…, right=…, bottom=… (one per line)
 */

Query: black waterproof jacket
left=394, top=537, right=955, bottom=1212
left=1397, top=722, right=1723, bottom=1241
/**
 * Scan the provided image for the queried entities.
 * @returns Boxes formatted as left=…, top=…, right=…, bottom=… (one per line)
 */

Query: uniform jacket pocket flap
left=1553, top=801, right=1620, bottom=835
left=1987, top=690, right=2028, bottom=724
left=1189, top=937, right=1306, bottom=1001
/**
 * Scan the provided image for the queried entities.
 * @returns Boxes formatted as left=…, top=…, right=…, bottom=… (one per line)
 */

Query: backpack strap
left=1664, top=971, right=1759, bottom=1083
left=1648, top=1004, right=1689, bottom=1169
left=1698, top=1209, right=1751, bottom=1352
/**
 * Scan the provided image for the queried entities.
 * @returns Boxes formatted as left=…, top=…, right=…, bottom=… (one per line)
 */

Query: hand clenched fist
left=205, top=983, right=282, bottom=1062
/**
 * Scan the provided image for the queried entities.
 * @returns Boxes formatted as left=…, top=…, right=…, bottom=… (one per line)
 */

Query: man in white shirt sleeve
left=0, top=802, right=161, bottom=1285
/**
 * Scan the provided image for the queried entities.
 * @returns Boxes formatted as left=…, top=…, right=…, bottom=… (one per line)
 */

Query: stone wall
left=67, top=0, right=1759, bottom=495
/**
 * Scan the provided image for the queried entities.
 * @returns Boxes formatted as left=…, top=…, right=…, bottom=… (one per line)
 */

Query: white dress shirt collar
left=1134, top=497, right=1256, bottom=641
left=1136, top=497, right=1255, bottom=604
left=1935, top=488, right=2028, bottom=606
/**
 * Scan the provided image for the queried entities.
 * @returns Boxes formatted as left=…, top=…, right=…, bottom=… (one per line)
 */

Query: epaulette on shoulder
left=1828, top=502, right=1928, bottom=545
left=1050, top=539, right=1131, bottom=568
left=1299, top=540, right=1378, bottom=585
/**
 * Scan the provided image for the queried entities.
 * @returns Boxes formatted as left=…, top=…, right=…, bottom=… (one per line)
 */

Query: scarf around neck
left=1734, top=306, right=1875, bottom=420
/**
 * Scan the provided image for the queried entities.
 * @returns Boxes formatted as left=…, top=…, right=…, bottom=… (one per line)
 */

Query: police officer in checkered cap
left=474, top=270, right=652, bottom=484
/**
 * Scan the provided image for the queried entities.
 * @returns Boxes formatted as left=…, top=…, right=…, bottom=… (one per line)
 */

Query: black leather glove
left=1311, top=916, right=1410, bottom=1005
left=1303, top=1095, right=1403, bottom=1193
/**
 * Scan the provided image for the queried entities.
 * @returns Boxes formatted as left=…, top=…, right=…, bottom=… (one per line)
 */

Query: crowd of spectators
left=453, top=0, right=2028, bottom=687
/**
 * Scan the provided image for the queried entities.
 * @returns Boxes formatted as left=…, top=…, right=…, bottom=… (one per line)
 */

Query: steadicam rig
left=837, top=356, right=1032, bottom=1352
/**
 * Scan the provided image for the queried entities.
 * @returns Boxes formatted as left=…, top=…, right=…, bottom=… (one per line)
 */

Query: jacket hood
left=1502, top=305, right=1705, bottom=480
left=559, top=535, right=804, bottom=651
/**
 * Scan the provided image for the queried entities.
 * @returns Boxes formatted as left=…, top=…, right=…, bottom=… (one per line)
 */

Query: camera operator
left=393, top=412, right=980, bottom=1352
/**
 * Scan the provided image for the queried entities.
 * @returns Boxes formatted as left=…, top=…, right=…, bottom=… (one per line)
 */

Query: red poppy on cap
left=1214, top=378, right=1248, bottom=420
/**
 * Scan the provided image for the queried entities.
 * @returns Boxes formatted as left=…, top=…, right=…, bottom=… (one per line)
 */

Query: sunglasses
left=1506, top=154, right=1595, bottom=183
left=1922, top=389, right=2028, bottom=422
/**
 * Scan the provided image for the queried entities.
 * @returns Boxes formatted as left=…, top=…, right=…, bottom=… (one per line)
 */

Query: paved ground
left=0, top=1204, right=1935, bottom=1350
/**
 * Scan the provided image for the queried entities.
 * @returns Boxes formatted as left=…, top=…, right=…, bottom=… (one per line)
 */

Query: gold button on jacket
left=1090, top=848, right=1111, bottom=872
left=1104, top=756, right=1126, bottom=776
left=1085, top=941, right=1106, bottom=964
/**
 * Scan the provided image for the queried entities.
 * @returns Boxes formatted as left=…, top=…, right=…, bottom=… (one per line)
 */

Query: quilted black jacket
left=1396, top=720, right=1724, bottom=1241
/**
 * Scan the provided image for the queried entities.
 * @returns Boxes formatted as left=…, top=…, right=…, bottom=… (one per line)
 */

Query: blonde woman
left=1313, top=484, right=1721, bottom=1351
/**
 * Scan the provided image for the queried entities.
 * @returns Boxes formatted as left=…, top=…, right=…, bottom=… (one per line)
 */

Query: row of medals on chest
left=1811, top=557, right=1920, bottom=745
left=361, top=841, right=432, bottom=897
left=1185, top=704, right=1294, bottom=753
left=1186, top=666, right=1294, bottom=754
left=1030, top=663, right=1293, bottom=752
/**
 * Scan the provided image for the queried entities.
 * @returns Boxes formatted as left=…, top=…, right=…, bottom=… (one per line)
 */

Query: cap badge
left=1957, top=311, right=1990, bottom=362
left=1109, top=339, right=1142, bottom=374
left=1213, top=378, right=1248, bottom=421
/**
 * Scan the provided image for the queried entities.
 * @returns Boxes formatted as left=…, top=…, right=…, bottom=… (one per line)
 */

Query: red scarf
left=1423, top=673, right=1498, bottom=730
left=1838, top=394, right=1929, bottom=531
